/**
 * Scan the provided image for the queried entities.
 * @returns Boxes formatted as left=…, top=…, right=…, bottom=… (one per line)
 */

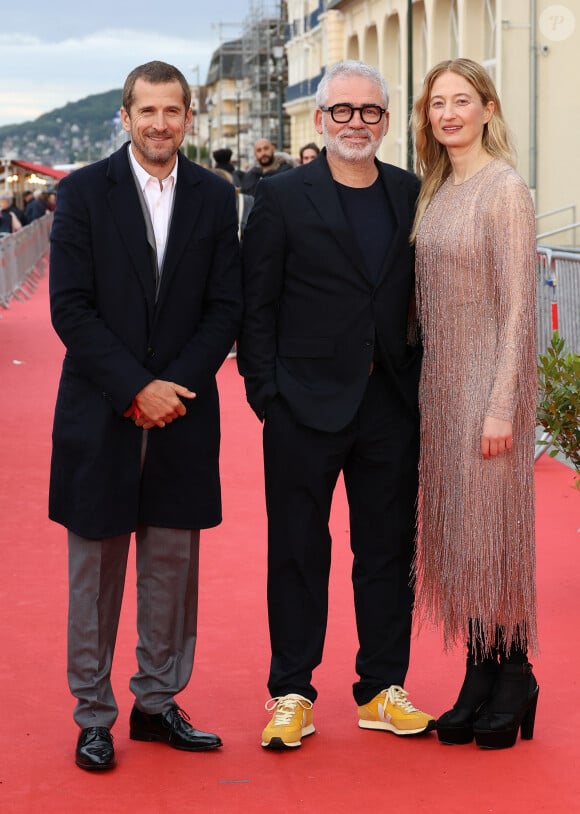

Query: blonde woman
left=411, top=58, right=539, bottom=749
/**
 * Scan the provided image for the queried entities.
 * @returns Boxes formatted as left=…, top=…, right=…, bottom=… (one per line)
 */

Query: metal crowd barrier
left=1, top=223, right=577, bottom=353
left=0, top=212, right=53, bottom=308
left=536, top=245, right=580, bottom=355
left=535, top=245, right=579, bottom=463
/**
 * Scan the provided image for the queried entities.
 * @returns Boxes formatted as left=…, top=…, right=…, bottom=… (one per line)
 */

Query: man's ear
left=120, top=107, right=131, bottom=133
left=383, top=110, right=390, bottom=136
left=314, top=108, right=323, bottom=136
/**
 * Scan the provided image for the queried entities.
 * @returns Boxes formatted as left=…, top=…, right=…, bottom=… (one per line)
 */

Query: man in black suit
left=49, top=61, right=241, bottom=771
left=238, top=60, right=434, bottom=749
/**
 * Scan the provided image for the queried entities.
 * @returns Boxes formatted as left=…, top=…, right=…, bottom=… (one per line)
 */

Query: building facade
left=204, top=3, right=291, bottom=169
left=283, top=0, right=580, bottom=246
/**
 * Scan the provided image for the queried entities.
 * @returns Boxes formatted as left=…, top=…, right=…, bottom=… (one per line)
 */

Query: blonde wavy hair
left=410, top=58, right=515, bottom=241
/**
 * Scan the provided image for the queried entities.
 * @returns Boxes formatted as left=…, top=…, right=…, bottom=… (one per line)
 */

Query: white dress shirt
left=128, top=145, right=177, bottom=273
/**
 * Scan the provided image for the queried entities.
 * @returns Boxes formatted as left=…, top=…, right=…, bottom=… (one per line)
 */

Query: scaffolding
left=205, top=36, right=245, bottom=165
left=205, top=1, right=289, bottom=167
left=241, top=0, right=289, bottom=151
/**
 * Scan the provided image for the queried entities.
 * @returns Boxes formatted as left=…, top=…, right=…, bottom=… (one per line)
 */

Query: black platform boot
left=473, top=655, right=539, bottom=749
left=437, top=652, right=499, bottom=745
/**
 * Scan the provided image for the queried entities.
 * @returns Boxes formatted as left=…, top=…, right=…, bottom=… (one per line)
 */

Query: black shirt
left=335, top=175, right=395, bottom=285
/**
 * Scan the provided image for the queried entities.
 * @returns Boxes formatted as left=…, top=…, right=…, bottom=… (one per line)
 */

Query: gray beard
left=323, top=125, right=381, bottom=163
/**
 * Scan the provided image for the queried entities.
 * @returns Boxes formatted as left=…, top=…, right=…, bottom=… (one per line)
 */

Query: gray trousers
left=67, top=525, right=200, bottom=728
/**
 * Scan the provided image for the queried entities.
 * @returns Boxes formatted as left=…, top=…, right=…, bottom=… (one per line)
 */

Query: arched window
left=383, top=13, right=402, bottom=166
left=413, top=1, right=427, bottom=92
left=449, top=0, right=459, bottom=58
left=347, top=34, right=360, bottom=61
left=483, top=0, right=497, bottom=81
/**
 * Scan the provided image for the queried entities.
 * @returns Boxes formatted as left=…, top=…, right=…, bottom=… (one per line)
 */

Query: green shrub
left=537, top=332, right=580, bottom=487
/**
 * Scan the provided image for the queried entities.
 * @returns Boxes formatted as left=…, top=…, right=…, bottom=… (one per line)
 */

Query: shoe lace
left=384, top=686, right=419, bottom=713
left=85, top=726, right=113, bottom=744
left=165, top=705, right=191, bottom=727
left=265, top=695, right=313, bottom=725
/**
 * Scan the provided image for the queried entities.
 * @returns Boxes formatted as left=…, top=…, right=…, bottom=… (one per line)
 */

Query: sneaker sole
left=358, top=719, right=435, bottom=736
left=261, top=724, right=315, bottom=749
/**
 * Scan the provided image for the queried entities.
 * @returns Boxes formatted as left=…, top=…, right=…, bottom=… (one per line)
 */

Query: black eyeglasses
left=319, top=103, right=386, bottom=125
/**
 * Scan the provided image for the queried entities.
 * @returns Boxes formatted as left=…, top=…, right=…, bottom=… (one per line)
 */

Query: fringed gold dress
left=414, top=159, right=538, bottom=655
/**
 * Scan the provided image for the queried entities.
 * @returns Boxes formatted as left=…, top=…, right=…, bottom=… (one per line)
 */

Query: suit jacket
left=49, top=144, right=242, bottom=538
left=237, top=148, right=420, bottom=432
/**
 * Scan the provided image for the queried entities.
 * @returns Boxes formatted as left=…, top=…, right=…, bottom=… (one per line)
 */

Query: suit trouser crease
left=68, top=533, right=129, bottom=728
left=68, top=527, right=200, bottom=728
left=263, top=368, right=418, bottom=706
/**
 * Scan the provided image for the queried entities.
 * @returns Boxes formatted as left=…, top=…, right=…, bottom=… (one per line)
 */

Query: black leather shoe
left=474, top=662, right=539, bottom=749
left=75, top=727, right=116, bottom=771
left=437, top=655, right=499, bottom=745
left=129, top=704, right=222, bottom=751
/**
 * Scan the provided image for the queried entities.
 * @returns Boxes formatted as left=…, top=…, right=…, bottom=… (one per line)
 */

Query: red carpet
left=1, top=275, right=579, bottom=813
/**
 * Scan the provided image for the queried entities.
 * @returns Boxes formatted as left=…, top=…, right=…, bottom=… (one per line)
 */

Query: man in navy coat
left=49, top=61, right=241, bottom=771
left=238, top=60, right=434, bottom=749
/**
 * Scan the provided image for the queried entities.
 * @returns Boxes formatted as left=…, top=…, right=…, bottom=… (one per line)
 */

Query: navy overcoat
left=49, top=144, right=242, bottom=538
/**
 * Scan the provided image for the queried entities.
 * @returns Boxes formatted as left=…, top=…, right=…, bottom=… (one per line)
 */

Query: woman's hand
left=481, top=416, right=513, bottom=459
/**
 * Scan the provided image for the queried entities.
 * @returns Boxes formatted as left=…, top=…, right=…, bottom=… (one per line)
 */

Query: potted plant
left=537, top=331, right=580, bottom=488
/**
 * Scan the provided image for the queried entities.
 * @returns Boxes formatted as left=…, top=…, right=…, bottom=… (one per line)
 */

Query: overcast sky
left=1, top=0, right=249, bottom=127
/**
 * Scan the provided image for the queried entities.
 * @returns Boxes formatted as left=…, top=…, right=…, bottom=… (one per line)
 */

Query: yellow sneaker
left=261, top=694, right=315, bottom=749
left=358, top=686, right=435, bottom=735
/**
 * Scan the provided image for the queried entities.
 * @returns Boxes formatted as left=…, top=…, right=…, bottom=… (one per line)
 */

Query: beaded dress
left=414, top=159, right=538, bottom=655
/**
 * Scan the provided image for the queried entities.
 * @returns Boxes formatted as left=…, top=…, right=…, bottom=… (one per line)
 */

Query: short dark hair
left=213, top=148, right=233, bottom=164
left=299, top=142, right=320, bottom=160
left=122, top=61, right=191, bottom=113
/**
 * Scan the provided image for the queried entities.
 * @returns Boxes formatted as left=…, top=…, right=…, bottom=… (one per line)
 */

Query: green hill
left=0, top=89, right=124, bottom=165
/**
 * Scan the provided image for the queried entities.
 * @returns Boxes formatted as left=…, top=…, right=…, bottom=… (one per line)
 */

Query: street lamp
left=271, top=43, right=285, bottom=151
left=406, top=0, right=414, bottom=171
left=190, top=65, right=202, bottom=165
left=206, top=97, right=214, bottom=168
left=235, top=89, right=241, bottom=171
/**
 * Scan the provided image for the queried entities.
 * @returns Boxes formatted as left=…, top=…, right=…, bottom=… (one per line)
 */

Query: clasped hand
left=481, top=416, right=513, bottom=459
left=123, top=379, right=196, bottom=429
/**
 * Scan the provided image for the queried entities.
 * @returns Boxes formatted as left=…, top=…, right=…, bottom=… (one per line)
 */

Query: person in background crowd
left=212, top=147, right=244, bottom=188
left=213, top=147, right=236, bottom=174
left=8, top=196, right=26, bottom=225
left=240, top=138, right=294, bottom=196
left=22, top=190, right=33, bottom=212
left=211, top=168, right=254, bottom=242
left=0, top=196, right=22, bottom=233
left=299, top=142, right=320, bottom=164
left=238, top=59, right=434, bottom=750
left=411, top=57, right=539, bottom=750
left=24, top=190, right=46, bottom=223
left=49, top=60, right=241, bottom=773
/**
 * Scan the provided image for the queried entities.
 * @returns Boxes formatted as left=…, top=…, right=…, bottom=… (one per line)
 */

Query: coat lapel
left=106, top=144, right=157, bottom=314
left=303, top=150, right=412, bottom=287
left=154, top=153, right=204, bottom=310
left=375, top=162, right=408, bottom=286
left=302, top=151, right=370, bottom=283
